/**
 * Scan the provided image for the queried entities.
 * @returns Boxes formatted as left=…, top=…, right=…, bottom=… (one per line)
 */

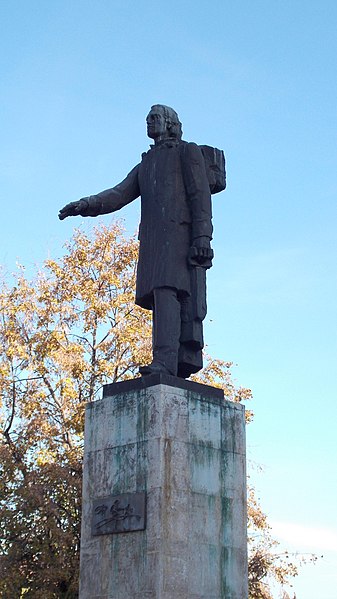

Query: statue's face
left=146, top=107, right=168, bottom=140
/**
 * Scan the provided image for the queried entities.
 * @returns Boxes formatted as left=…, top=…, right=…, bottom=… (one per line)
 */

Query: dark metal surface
left=59, top=105, right=226, bottom=379
left=92, top=493, right=146, bottom=536
left=102, top=373, right=224, bottom=402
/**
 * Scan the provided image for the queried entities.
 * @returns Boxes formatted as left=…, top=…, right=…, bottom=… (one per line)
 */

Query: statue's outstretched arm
left=58, top=164, right=140, bottom=220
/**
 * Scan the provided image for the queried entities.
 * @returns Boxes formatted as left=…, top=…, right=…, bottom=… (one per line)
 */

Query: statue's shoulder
left=179, top=140, right=199, bottom=151
left=179, top=140, right=204, bottom=161
left=179, top=141, right=226, bottom=194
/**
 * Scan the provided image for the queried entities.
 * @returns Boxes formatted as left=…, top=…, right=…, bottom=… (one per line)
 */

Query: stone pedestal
left=79, top=374, right=248, bottom=599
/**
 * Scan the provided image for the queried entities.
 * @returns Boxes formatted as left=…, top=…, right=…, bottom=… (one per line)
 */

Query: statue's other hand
left=58, top=198, right=89, bottom=220
left=189, top=237, right=214, bottom=268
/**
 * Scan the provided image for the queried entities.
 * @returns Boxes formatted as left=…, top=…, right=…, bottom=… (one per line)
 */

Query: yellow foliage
left=0, top=222, right=301, bottom=598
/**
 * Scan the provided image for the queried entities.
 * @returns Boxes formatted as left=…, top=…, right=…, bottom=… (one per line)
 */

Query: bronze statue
left=59, top=105, right=225, bottom=378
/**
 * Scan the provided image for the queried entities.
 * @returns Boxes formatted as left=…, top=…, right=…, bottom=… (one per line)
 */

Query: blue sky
left=1, top=1, right=336, bottom=596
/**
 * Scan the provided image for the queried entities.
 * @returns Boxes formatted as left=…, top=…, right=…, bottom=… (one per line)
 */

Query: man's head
left=146, top=104, right=182, bottom=141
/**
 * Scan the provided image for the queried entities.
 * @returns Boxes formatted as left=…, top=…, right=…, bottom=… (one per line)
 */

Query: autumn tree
left=0, top=222, right=303, bottom=598
left=0, top=223, right=152, bottom=598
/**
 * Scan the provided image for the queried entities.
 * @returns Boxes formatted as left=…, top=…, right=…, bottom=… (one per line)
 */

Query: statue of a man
left=59, top=105, right=225, bottom=378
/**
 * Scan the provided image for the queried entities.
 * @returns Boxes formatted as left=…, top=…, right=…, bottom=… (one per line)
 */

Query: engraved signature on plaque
left=92, top=493, right=146, bottom=535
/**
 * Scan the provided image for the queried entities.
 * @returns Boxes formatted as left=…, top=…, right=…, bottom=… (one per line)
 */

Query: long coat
left=86, top=139, right=213, bottom=310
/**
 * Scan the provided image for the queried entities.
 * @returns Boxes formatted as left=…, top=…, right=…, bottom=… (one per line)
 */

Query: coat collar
left=149, top=137, right=180, bottom=150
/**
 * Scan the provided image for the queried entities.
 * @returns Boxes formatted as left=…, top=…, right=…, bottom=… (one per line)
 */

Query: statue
left=59, top=105, right=225, bottom=378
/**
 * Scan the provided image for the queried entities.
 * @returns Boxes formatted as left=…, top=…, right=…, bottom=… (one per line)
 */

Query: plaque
left=92, top=492, right=146, bottom=535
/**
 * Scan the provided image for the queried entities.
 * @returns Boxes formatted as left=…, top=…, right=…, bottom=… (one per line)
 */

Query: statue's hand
left=58, top=198, right=89, bottom=220
left=189, top=237, right=214, bottom=268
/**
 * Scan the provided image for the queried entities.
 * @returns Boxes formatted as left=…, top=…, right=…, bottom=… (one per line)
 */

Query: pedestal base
left=79, top=374, right=248, bottom=599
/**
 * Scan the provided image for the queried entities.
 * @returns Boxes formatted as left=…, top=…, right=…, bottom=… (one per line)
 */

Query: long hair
left=151, top=104, right=183, bottom=140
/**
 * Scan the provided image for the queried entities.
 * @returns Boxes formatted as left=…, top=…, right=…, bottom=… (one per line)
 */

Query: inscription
left=92, top=492, right=146, bottom=535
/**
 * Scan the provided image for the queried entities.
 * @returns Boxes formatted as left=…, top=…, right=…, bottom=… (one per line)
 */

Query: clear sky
left=1, top=1, right=336, bottom=596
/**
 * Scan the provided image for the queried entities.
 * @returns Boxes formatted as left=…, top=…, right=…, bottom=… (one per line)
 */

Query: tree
left=247, top=485, right=299, bottom=598
left=0, top=222, right=304, bottom=597
left=0, top=222, right=152, bottom=597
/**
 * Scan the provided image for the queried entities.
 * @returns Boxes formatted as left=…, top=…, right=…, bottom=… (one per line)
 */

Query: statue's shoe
left=139, top=362, right=172, bottom=376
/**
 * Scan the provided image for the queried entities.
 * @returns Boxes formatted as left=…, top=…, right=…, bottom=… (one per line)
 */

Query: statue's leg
left=177, top=344, right=203, bottom=378
left=139, top=287, right=181, bottom=376
left=177, top=268, right=206, bottom=378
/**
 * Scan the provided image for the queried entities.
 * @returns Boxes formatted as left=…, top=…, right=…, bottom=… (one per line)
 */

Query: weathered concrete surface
left=79, top=377, right=248, bottom=598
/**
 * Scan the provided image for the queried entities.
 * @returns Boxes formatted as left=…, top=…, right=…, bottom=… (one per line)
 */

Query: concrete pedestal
left=79, top=374, right=248, bottom=599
